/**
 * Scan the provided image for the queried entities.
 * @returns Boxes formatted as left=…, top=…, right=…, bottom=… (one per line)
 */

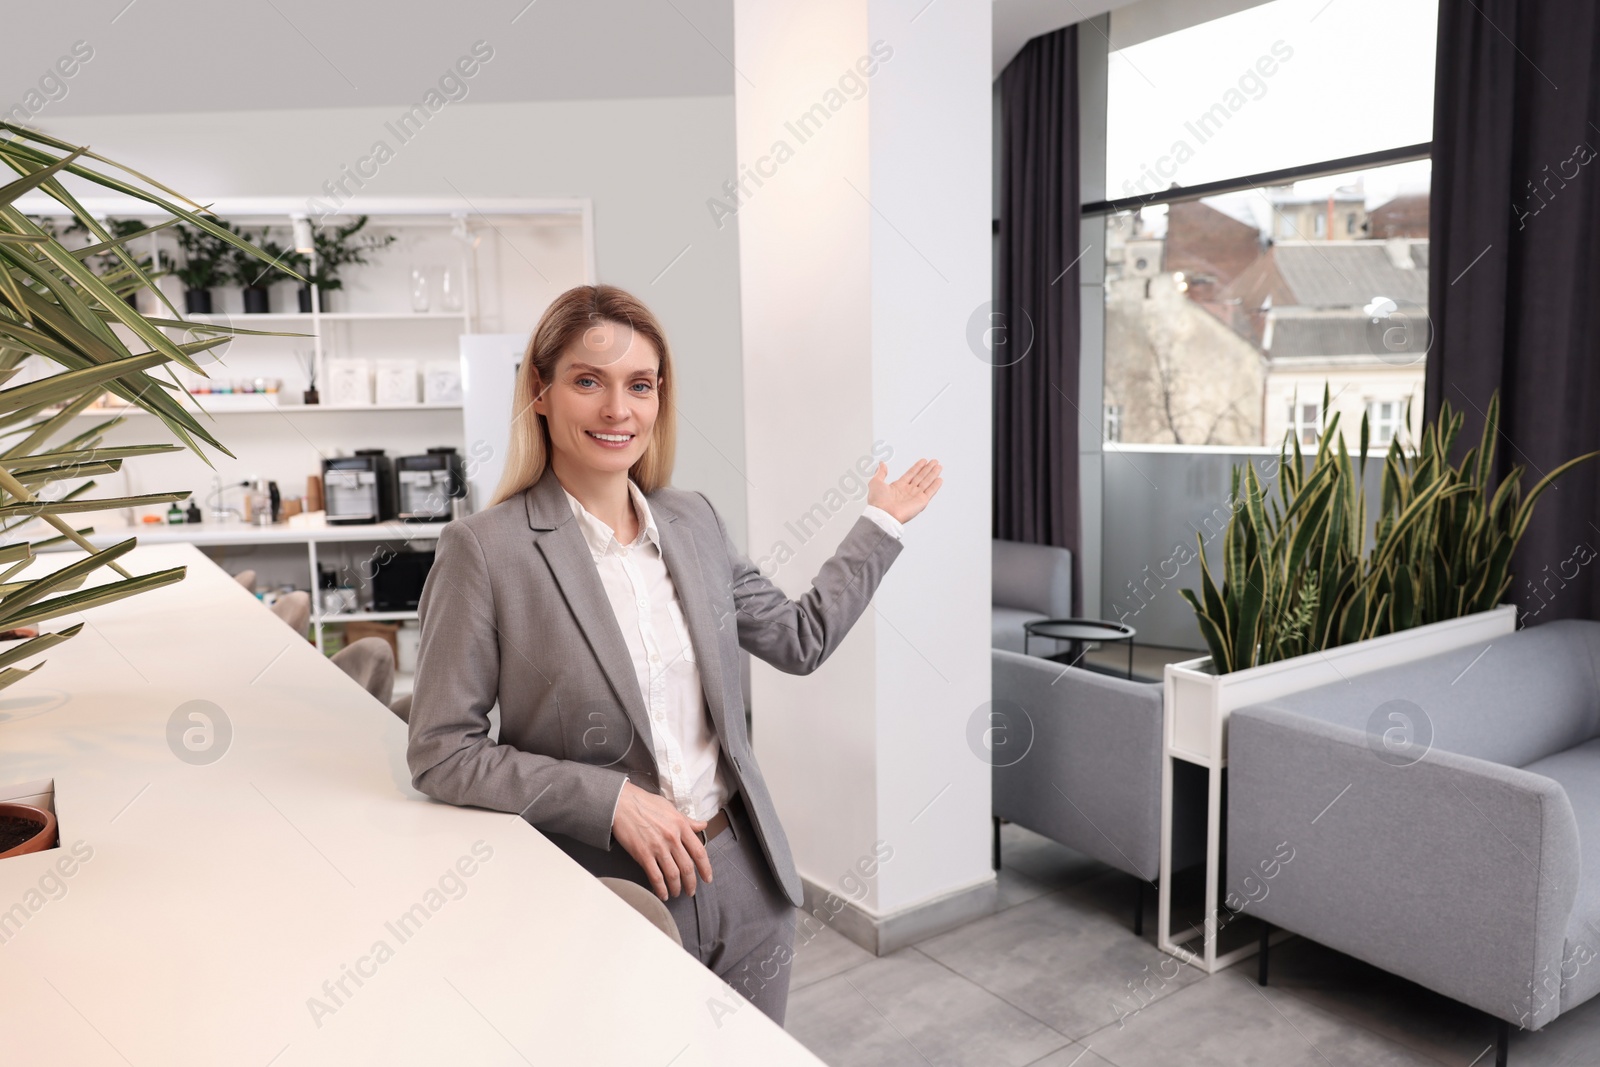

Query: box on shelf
left=423, top=361, right=463, bottom=405
left=375, top=362, right=419, bottom=405
left=327, top=361, right=372, bottom=406
left=344, top=620, right=400, bottom=661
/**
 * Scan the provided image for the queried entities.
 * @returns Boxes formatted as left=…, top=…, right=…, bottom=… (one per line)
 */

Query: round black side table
left=1022, top=618, right=1138, bottom=679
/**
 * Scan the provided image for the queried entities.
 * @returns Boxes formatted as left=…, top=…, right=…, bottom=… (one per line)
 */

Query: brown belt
left=695, top=793, right=739, bottom=844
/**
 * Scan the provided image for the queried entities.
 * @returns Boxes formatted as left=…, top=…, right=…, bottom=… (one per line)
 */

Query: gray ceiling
left=5, top=0, right=736, bottom=117
left=5, top=0, right=1276, bottom=119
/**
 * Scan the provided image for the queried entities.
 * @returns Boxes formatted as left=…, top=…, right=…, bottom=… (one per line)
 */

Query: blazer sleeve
left=696, top=491, right=906, bottom=676
left=406, top=520, right=630, bottom=851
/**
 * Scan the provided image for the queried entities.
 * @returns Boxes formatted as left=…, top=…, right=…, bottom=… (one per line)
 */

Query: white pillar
left=730, top=0, right=994, bottom=951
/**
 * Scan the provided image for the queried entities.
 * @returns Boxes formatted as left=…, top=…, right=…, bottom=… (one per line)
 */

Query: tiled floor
left=783, top=823, right=1600, bottom=1066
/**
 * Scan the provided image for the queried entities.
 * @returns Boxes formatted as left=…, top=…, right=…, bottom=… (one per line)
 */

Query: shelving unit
left=14, top=194, right=595, bottom=419
left=14, top=194, right=595, bottom=659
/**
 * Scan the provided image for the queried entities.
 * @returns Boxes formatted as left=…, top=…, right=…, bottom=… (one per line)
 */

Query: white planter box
left=1163, top=603, right=1518, bottom=768
left=1158, top=603, right=1518, bottom=975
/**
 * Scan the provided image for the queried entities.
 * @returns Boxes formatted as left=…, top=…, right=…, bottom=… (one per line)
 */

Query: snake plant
left=0, top=121, right=299, bottom=691
left=1182, top=388, right=1596, bottom=674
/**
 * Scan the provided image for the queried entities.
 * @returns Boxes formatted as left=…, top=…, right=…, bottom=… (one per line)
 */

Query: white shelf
left=183, top=312, right=469, bottom=322
left=317, top=610, right=418, bottom=623
left=58, top=400, right=463, bottom=417
left=29, top=517, right=450, bottom=550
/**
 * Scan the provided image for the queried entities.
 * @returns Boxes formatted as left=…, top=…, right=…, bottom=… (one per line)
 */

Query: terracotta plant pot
left=0, top=802, right=58, bottom=860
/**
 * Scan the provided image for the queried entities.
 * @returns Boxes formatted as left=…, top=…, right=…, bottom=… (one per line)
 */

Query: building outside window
left=1289, top=400, right=1322, bottom=447
left=1104, top=403, right=1123, bottom=443
left=1368, top=398, right=1404, bottom=447
left=1100, top=0, right=1437, bottom=451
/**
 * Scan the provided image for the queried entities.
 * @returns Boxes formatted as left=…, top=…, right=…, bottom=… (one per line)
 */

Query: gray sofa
left=1228, top=620, right=1600, bottom=1053
left=992, top=648, right=1203, bottom=932
left=993, top=539, right=1073, bottom=653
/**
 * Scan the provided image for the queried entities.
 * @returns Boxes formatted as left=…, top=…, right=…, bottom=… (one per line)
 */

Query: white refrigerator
left=458, top=333, right=528, bottom=515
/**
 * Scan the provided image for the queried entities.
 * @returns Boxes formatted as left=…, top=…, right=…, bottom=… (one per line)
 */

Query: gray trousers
left=661, top=794, right=798, bottom=1025
left=552, top=792, right=798, bottom=1025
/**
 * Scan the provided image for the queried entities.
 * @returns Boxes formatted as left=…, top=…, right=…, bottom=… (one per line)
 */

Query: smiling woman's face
left=533, top=318, right=661, bottom=476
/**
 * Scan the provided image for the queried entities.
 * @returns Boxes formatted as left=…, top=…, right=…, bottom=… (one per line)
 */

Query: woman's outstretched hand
left=868, top=459, right=943, bottom=524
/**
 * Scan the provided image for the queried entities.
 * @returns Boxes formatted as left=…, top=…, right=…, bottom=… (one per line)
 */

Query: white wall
left=34, top=94, right=752, bottom=548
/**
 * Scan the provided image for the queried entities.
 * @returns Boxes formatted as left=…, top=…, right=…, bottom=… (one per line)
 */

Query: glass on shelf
left=410, top=266, right=431, bottom=313
left=440, top=268, right=462, bottom=313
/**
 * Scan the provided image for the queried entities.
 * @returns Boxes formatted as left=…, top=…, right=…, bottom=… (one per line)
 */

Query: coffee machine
left=322, top=450, right=394, bottom=524
left=394, top=447, right=467, bottom=522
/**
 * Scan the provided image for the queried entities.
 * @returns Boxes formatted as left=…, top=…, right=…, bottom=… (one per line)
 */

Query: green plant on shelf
left=1181, top=388, right=1597, bottom=675
left=222, top=222, right=300, bottom=312
left=306, top=215, right=396, bottom=295
left=0, top=121, right=303, bottom=691
left=172, top=220, right=231, bottom=292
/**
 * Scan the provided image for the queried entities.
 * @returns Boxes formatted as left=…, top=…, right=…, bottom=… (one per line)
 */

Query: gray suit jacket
left=406, top=466, right=904, bottom=907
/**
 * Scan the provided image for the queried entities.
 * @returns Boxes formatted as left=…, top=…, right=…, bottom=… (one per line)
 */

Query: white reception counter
left=0, top=542, right=821, bottom=1066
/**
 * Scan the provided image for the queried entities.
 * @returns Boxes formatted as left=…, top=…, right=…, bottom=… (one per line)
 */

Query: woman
left=406, top=284, right=941, bottom=1023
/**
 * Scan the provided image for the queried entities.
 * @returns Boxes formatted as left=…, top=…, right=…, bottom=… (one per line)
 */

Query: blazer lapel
left=524, top=470, right=655, bottom=752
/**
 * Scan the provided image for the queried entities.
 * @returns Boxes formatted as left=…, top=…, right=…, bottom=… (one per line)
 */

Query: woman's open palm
left=868, top=459, right=943, bottom=524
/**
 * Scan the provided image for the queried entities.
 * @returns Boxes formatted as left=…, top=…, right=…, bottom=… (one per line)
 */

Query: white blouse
left=561, top=480, right=905, bottom=828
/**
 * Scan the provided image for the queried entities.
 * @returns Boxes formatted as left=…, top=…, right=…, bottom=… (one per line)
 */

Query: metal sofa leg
left=1496, top=1017, right=1509, bottom=1067
left=992, top=816, right=1001, bottom=871
left=1134, top=879, right=1145, bottom=937
left=1259, top=922, right=1271, bottom=986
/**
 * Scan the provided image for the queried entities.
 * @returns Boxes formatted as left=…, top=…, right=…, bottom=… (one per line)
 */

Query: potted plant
left=300, top=215, right=395, bottom=313
left=174, top=221, right=228, bottom=314
left=1154, top=391, right=1596, bottom=973
left=0, top=800, right=56, bottom=859
left=222, top=221, right=281, bottom=314
left=0, top=120, right=300, bottom=702
left=1165, top=390, right=1598, bottom=763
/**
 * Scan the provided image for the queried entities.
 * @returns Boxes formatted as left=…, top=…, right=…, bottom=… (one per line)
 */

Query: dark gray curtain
left=1433, top=0, right=1600, bottom=620
left=1427, top=0, right=1600, bottom=623
left=995, top=25, right=1082, bottom=614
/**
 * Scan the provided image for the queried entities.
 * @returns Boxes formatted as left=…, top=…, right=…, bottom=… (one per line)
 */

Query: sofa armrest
left=1228, top=706, right=1580, bottom=1028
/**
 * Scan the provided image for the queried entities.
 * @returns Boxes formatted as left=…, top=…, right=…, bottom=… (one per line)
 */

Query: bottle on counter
left=166, top=501, right=185, bottom=524
left=185, top=500, right=202, bottom=524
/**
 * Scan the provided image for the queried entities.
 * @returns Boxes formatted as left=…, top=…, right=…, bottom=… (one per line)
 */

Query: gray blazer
left=406, top=465, right=905, bottom=907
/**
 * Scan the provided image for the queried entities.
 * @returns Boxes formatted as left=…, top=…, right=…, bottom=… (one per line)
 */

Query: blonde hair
left=487, top=284, right=677, bottom=508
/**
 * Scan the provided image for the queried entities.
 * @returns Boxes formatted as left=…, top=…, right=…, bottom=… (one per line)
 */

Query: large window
left=1105, top=0, right=1437, bottom=198
left=1099, top=0, right=1438, bottom=451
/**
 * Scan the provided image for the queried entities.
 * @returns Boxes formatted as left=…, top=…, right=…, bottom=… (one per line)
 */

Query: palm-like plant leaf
left=1181, top=389, right=1595, bottom=674
left=0, top=126, right=293, bottom=692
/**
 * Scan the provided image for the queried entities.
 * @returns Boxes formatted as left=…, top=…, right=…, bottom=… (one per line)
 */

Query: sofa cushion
left=1522, top=737, right=1600, bottom=1015
left=1249, top=620, right=1600, bottom=770
left=993, top=539, right=1072, bottom=618
left=993, top=606, right=1044, bottom=654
